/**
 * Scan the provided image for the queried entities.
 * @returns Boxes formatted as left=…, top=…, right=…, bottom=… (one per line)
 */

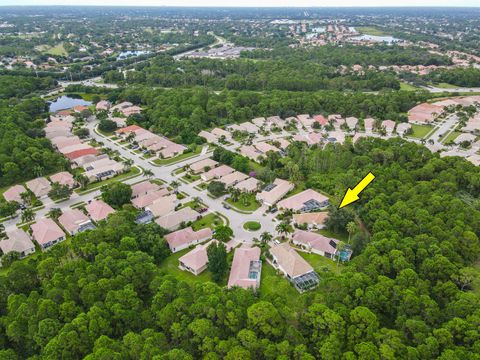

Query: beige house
left=155, top=207, right=200, bottom=231
left=3, top=184, right=27, bottom=203
left=256, top=178, right=294, bottom=207
left=165, top=226, right=213, bottom=253
left=31, top=218, right=66, bottom=251
left=26, top=177, right=52, bottom=199
left=0, top=229, right=36, bottom=258
left=227, top=247, right=262, bottom=289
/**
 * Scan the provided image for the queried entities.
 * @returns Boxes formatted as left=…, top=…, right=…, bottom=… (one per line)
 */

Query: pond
left=49, top=95, right=92, bottom=112
left=352, top=34, right=399, bottom=44
left=116, top=50, right=151, bottom=61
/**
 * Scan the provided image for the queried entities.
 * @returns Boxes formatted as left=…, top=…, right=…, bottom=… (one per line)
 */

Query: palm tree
left=239, top=192, right=250, bottom=207
left=20, top=191, right=33, bottom=206
left=48, top=208, right=62, bottom=221
left=229, top=187, right=241, bottom=202
left=123, top=158, right=134, bottom=171
left=346, top=221, right=357, bottom=244
left=74, top=173, right=89, bottom=190
left=21, top=208, right=35, bottom=224
left=192, top=196, right=201, bottom=209
left=276, top=222, right=293, bottom=240
left=143, top=169, right=154, bottom=179
left=170, top=180, right=180, bottom=192
left=0, top=224, right=6, bottom=240
left=260, top=231, right=272, bottom=245
left=33, top=165, right=44, bottom=177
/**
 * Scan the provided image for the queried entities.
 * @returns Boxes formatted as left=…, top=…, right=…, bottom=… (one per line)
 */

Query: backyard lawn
left=158, top=248, right=214, bottom=284
left=298, top=251, right=343, bottom=275
left=410, top=124, right=434, bottom=139
left=259, top=262, right=298, bottom=306
left=442, top=131, right=462, bottom=144
left=191, top=213, right=224, bottom=231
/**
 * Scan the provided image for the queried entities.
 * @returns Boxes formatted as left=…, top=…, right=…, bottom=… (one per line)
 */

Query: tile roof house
left=31, top=218, right=66, bottom=250
left=178, top=240, right=218, bottom=275
left=132, top=189, right=169, bottom=209
left=26, top=177, right=52, bottom=199
left=201, top=165, right=234, bottom=182
left=219, top=171, right=249, bottom=187
left=211, top=127, right=232, bottom=139
left=364, top=118, right=375, bottom=133
left=275, top=138, right=291, bottom=150
left=83, top=160, right=125, bottom=182
left=292, top=229, right=339, bottom=258
left=454, top=133, right=476, bottom=144
left=3, top=184, right=27, bottom=203
left=45, top=128, right=72, bottom=140
left=49, top=172, right=76, bottom=189
left=189, top=158, right=218, bottom=174
left=277, top=189, right=328, bottom=212
left=251, top=117, right=267, bottom=127
left=461, top=115, right=480, bottom=133
left=159, top=143, right=187, bottom=159
left=238, top=122, right=259, bottom=133
left=239, top=145, right=264, bottom=162
left=267, top=116, right=286, bottom=128
left=269, top=243, right=319, bottom=292
left=58, top=209, right=95, bottom=235
left=155, top=207, right=200, bottom=231
left=396, top=123, right=412, bottom=136
left=293, top=212, right=329, bottom=228
left=199, top=130, right=217, bottom=143
left=65, top=148, right=98, bottom=161
left=0, top=229, right=36, bottom=258
left=297, top=114, right=315, bottom=128
left=131, top=181, right=160, bottom=199
left=96, top=100, right=111, bottom=111
left=255, top=142, right=280, bottom=154
left=165, top=226, right=213, bottom=253
left=85, top=200, right=115, bottom=222
left=52, top=136, right=82, bottom=151
left=256, top=178, right=294, bottom=207
left=234, top=177, right=261, bottom=193
left=345, top=117, right=358, bottom=131
left=59, top=143, right=93, bottom=155
left=146, top=194, right=177, bottom=218
left=313, top=115, right=328, bottom=126
left=227, top=247, right=262, bottom=289
left=381, top=120, right=396, bottom=135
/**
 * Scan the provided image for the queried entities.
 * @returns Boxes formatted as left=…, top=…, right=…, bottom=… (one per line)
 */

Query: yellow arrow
left=339, top=172, right=376, bottom=209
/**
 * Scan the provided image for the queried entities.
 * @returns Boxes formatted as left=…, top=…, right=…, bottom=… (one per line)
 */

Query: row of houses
left=408, top=96, right=480, bottom=124
left=96, top=100, right=142, bottom=118
left=115, top=125, right=187, bottom=159
left=49, top=111, right=126, bottom=182
left=0, top=199, right=115, bottom=257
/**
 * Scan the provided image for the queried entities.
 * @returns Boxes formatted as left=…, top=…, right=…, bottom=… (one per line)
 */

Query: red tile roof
left=65, top=148, right=98, bottom=160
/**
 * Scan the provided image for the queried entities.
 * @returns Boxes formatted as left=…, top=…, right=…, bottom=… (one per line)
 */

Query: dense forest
left=106, top=56, right=400, bottom=92
left=118, top=86, right=429, bottom=144
left=0, top=75, right=56, bottom=99
left=423, top=68, right=480, bottom=88
left=241, top=45, right=453, bottom=67
left=0, top=95, right=67, bottom=187
left=1, top=138, right=479, bottom=359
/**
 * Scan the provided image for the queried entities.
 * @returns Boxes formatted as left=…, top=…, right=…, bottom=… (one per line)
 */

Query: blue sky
left=1, top=0, right=479, bottom=6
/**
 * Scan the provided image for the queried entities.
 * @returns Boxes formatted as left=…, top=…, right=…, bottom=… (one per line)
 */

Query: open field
left=400, top=82, right=420, bottom=91
left=410, top=124, right=435, bottom=139
left=442, top=131, right=462, bottom=144
left=356, top=26, right=389, bottom=36
left=38, top=43, right=68, bottom=56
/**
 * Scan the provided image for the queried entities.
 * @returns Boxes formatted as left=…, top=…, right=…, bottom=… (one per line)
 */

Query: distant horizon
left=1, top=2, right=479, bottom=8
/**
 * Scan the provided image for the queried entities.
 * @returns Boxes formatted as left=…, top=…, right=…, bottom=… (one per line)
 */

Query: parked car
left=223, top=203, right=231, bottom=209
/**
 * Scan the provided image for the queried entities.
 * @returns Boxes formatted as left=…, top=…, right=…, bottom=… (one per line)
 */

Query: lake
left=49, top=95, right=92, bottom=112
left=352, top=34, right=399, bottom=44
left=116, top=50, right=151, bottom=61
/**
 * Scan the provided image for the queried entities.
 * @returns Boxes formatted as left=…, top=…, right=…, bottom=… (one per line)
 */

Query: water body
left=116, top=50, right=150, bottom=60
left=49, top=95, right=92, bottom=112
left=352, top=34, right=399, bottom=44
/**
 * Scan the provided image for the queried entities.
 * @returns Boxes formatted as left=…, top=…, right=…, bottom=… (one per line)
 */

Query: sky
left=1, top=0, right=479, bottom=6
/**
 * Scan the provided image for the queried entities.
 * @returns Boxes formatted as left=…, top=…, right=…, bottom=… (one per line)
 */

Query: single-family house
left=49, top=172, right=76, bottom=189
left=159, top=143, right=187, bottom=159
left=251, top=117, right=266, bottom=128
left=201, top=165, right=234, bottom=182
left=297, top=114, right=315, bottom=128
left=255, top=142, right=280, bottom=154
left=145, top=194, right=177, bottom=218
left=345, top=117, right=358, bottom=131
left=293, top=212, right=329, bottom=229
left=277, top=189, right=329, bottom=212
left=238, top=122, right=259, bottom=133
left=155, top=207, right=200, bottom=231
left=0, top=229, right=36, bottom=258
left=219, top=171, right=249, bottom=187
left=381, top=120, right=396, bottom=135
left=31, top=218, right=66, bottom=250
left=313, top=115, right=328, bottom=126
left=211, top=127, right=232, bottom=139
left=189, top=158, right=218, bottom=174
left=292, top=229, right=339, bottom=258
left=132, top=189, right=169, bottom=209
left=96, top=100, right=111, bottom=111
left=454, top=133, right=476, bottom=145
left=256, top=178, right=294, bottom=207
left=239, top=145, right=264, bottom=162
left=364, top=118, right=375, bottom=133
left=165, top=226, right=213, bottom=253
left=85, top=200, right=115, bottom=222
left=227, top=247, right=262, bottom=289
left=198, top=130, right=217, bottom=143
left=3, top=184, right=27, bottom=203
left=83, top=160, right=125, bottom=182
left=26, top=177, right=51, bottom=199
left=396, top=123, right=412, bottom=136
left=270, top=243, right=319, bottom=292
left=178, top=240, right=218, bottom=275
left=461, top=115, right=480, bottom=133
left=58, top=209, right=95, bottom=235
left=408, top=103, right=444, bottom=124
left=65, top=148, right=98, bottom=161
left=131, top=181, right=160, bottom=199
left=234, top=177, right=261, bottom=193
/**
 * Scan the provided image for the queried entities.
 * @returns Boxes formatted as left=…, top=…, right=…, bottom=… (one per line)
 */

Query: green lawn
left=442, top=131, right=462, bottom=144
left=75, top=167, right=141, bottom=193
left=153, top=148, right=201, bottom=165
left=158, top=247, right=214, bottom=284
left=434, top=82, right=458, bottom=89
left=356, top=26, right=389, bottom=36
left=259, top=262, right=298, bottom=306
left=298, top=251, right=343, bottom=275
left=400, top=82, right=419, bottom=91
left=41, top=42, right=68, bottom=56
left=410, top=124, right=434, bottom=139
left=96, top=128, right=115, bottom=137
left=182, top=174, right=201, bottom=183
left=317, top=228, right=349, bottom=243
left=243, top=221, right=261, bottom=231
left=191, top=213, right=223, bottom=231
left=226, top=193, right=260, bottom=212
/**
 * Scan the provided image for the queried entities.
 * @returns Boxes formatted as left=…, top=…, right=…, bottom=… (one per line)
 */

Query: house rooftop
left=292, top=229, right=339, bottom=255
left=0, top=229, right=35, bottom=255
left=31, top=218, right=66, bottom=246
left=165, top=226, right=213, bottom=250
left=270, top=243, right=314, bottom=278
left=25, top=177, right=51, bottom=198
left=3, top=184, right=26, bottom=203
left=277, top=189, right=328, bottom=212
left=228, top=247, right=262, bottom=289
left=293, top=212, right=329, bottom=226
left=85, top=200, right=115, bottom=222
left=58, top=209, right=93, bottom=234
left=131, top=181, right=160, bottom=198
